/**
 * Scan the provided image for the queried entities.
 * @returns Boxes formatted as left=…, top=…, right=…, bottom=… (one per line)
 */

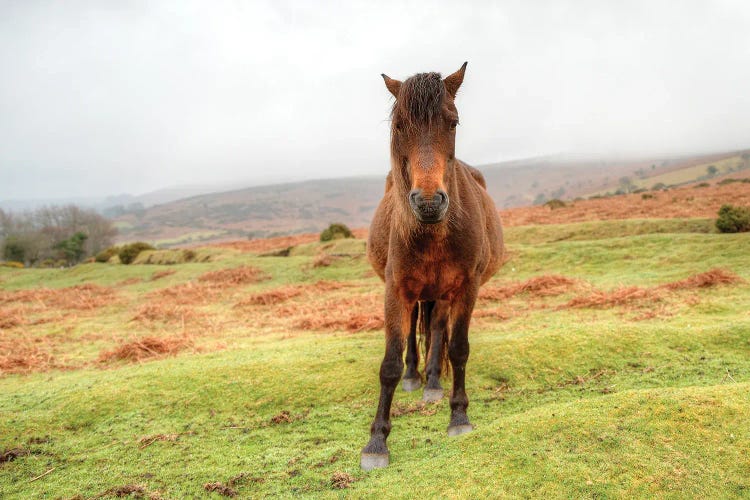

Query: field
left=1, top=185, right=750, bottom=498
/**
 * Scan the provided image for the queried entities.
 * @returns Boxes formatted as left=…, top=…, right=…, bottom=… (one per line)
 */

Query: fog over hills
left=110, top=149, right=749, bottom=245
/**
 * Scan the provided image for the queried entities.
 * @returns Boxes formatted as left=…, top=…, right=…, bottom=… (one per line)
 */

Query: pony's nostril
left=436, top=190, right=447, bottom=205
left=409, top=190, right=421, bottom=206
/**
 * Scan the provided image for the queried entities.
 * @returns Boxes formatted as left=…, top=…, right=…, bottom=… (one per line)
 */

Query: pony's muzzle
left=408, top=189, right=449, bottom=224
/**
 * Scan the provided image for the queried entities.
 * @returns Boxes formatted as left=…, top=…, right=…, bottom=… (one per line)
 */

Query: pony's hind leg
left=402, top=304, right=421, bottom=392
left=423, top=301, right=448, bottom=403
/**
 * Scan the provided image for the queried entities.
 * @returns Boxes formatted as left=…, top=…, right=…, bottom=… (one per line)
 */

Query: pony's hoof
left=447, top=424, right=474, bottom=437
left=360, top=452, right=389, bottom=471
left=423, top=388, right=444, bottom=403
left=402, top=378, right=421, bottom=392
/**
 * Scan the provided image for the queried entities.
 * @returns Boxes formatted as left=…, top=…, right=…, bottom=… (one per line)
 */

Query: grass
left=1, top=218, right=749, bottom=498
left=631, top=155, right=745, bottom=189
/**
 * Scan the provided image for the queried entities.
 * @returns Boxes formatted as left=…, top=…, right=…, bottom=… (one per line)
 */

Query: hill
left=113, top=150, right=749, bottom=246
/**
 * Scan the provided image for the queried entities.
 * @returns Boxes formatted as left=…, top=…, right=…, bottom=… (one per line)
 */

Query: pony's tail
left=418, top=301, right=451, bottom=379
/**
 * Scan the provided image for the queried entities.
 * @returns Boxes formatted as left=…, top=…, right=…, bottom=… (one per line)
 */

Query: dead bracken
left=197, top=266, right=269, bottom=285
left=99, top=335, right=193, bottom=363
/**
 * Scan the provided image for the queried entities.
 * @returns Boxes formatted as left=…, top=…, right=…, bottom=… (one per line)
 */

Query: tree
left=707, top=165, right=718, bottom=177
left=2, top=236, right=26, bottom=262
left=55, top=232, right=89, bottom=264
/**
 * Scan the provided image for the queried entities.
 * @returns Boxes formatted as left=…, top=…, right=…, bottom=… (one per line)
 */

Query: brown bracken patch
left=235, top=286, right=304, bottom=306
left=197, top=266, right=269, bottom=285
left=562, top=286, right=659, bottom=309
left=98, top=335, right=193, bottom=363
left=0, top=284, right=118, bottom=310
left=479, top=275, right=578, bottom=301
left=150, top=270, right=176, bottom=281
left=659, top=268, right=743, bottom=291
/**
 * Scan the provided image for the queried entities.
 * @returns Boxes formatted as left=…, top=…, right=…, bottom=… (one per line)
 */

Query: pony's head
left=382, top=62, right=467, bottom=224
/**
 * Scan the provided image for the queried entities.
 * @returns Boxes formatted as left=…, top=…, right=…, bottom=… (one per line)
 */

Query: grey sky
left=1, top=0, right=749, bottom=200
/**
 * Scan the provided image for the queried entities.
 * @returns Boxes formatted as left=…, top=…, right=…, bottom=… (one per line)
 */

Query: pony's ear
left=444, top=61, right=468, bottom=98
left=381, top=74, right=402, bottom=98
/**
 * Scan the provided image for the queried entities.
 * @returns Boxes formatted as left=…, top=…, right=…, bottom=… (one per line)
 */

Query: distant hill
left=114, top=149, right=750, bottom=246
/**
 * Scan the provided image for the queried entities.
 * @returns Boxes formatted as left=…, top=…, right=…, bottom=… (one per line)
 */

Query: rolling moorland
left=112, top=150, right=750, bottom=246
left=1, top=177, right=749, bottom=497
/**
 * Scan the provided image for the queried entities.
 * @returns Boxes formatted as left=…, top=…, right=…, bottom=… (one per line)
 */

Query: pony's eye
left=450, top=120, right=458, bottom=130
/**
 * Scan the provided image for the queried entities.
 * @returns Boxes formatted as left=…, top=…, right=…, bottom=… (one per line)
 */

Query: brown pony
left=361, top=63, right=504, bottom=470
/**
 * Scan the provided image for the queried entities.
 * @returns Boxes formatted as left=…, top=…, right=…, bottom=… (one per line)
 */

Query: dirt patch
left=98, top=335, right=193, bottom=363
left=270, top=410, right=293, bottom=424
left=203, top=482, right=237, bottom=497
left=94, top=484, right=158, bottom=498
left=137, top=433, right=180, bottom=449
left=0, top=447, right=30, bottom=464
left=391, top=401, right=438, bottom=417
left=330, top=471, right=355, bottom=489
left=198, top=266, right=269, bottom=285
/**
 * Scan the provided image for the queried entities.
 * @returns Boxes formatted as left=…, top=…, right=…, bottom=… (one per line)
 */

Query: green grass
left=1, top=219, right=749, bottom=498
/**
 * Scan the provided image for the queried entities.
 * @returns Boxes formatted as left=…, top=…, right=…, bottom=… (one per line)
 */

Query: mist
left=1, top=0, right=749, bottom=201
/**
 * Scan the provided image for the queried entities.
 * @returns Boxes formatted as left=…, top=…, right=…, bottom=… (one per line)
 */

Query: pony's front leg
left=361, top=285, right=414, bottom=470
left=402, top=303, right=421, bottom=392
left=447, top=284, right=479, bottom=437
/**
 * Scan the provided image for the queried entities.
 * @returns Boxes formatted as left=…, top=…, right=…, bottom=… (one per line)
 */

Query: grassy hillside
left=1, top=219, right=749, bottom=498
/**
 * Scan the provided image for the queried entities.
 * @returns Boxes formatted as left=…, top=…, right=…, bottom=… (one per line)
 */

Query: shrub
left=1, top=261, right=24, bottom=269
left=118, top=242, right=155, bottom=265
left=320, top=223, right=353, bottom=242
left=694, top=182, right=710, bottom=188
left=651, top=182, right=667, bottom=191
left=182, top=249, right=197, bottom=262
left=95, top=246, right=120, bottom=263
left=544, top=199, right=566, bottom=209
left=641, top=193, right=654, bottom=200
left=716, top=204, right=750, bottom=233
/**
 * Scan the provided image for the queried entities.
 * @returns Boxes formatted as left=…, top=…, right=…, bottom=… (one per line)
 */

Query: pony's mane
left=392, top=72, right=445, bottom=132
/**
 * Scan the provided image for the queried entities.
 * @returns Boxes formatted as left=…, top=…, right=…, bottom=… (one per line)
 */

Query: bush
left=95, top=246, right=120, bottom=263
left=641, top=193, right=654, bottom=200
left=38, top=258, right=57, bottom=268
left=118, top=242, right=155, bottom=265
left=320, top=223, right=353, bottom=242
left=544, top=199, right=566, bottom=209
left=716, top=205, right=750, bottom=233
left=694, top=182, right=710, bottom=188
left=651, top=182, right=667, bottom=191
left=1, top=261, right=24, bottom=269
left=182, top=249, right=197, bottom=262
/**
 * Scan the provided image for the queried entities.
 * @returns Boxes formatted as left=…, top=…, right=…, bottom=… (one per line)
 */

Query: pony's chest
left=397, top=256, right=466, bottom=302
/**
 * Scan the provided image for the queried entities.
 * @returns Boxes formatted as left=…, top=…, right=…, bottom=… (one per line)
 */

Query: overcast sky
left=1, top=0, right=749, bottom=200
